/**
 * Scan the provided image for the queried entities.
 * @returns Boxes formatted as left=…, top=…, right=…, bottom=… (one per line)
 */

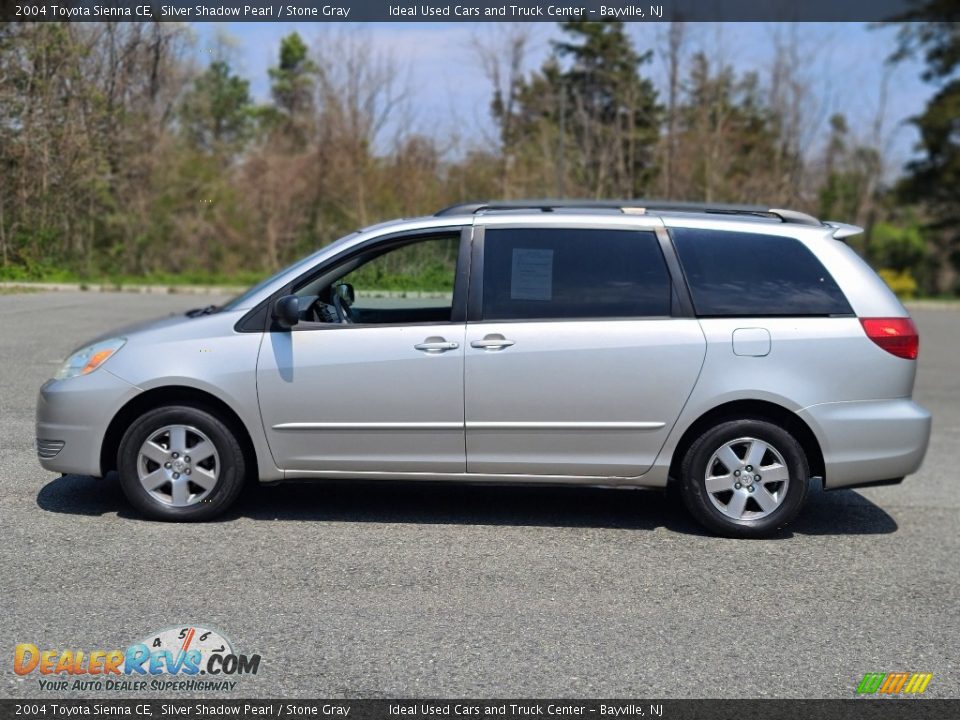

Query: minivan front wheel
left=117, top=405, right=246, bottom=521
left=680, top=419, right=809, bottom=538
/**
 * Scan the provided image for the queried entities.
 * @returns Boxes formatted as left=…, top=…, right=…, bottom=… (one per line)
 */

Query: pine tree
left=499, top=20, right=661, bottom=198
left=889, top=2, right=960, bottom=292
left=265, top=33, right=318, bottom=145
left=179, top=61, right=253, bottom=156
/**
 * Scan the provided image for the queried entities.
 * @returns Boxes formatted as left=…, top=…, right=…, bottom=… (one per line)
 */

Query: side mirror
left=273, top=295, right=300, bottom=329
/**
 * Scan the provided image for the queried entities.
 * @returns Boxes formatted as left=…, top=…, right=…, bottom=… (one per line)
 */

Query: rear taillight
left=860, top=317, right=919, bottom=360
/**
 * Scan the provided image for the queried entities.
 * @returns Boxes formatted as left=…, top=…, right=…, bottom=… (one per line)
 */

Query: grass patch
left=0, top=266, right=268, bottom=288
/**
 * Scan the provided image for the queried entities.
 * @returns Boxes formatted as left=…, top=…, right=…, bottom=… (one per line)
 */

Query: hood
left=77, top=310, right=246, bottom=350
left=83, top=310, right=214, bottom=348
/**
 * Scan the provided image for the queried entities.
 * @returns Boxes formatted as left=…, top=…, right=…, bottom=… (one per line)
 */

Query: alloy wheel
left=704, top=436, right=790, bottom=521
left=136, top=424, right=220, bottom=507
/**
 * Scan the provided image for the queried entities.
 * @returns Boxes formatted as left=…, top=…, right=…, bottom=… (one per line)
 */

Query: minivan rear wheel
left=680, top=419, right=809, bottom=538
left=117, top=405, right=246, bottom=521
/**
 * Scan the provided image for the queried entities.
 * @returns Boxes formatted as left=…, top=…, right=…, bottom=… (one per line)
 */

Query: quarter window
left=671, top=228, right=852, bottom=317
left=481, top=228, right=673, bottom=321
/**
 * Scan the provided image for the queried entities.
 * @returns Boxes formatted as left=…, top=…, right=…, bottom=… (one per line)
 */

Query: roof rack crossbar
left=434, top=199, right=824, bottom=226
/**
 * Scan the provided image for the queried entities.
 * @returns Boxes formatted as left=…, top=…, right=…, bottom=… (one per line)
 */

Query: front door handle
left=470, top=334, right=515, bottom=351
left=414, top=337, right=459, bottom=353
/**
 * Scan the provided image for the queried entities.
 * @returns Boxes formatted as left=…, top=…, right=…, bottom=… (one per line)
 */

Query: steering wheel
left=303, top=297, right=337, bottom=324
left=332, top=290, right=354, bottom=324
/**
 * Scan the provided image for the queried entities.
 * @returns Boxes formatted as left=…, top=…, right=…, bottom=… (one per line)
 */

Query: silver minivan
left=36, top=201, right=931, bottom=537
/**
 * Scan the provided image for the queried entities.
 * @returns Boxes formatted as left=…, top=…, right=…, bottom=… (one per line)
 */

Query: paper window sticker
left=510, top=248, right=554, bottom=301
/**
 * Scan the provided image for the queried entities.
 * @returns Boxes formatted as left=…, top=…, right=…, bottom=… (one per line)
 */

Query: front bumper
left=35, top=369, right=141, bottom=477
left=797, top=398, right=931, bottom=489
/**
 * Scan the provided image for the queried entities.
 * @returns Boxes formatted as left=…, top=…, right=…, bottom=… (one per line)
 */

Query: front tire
left=117, top=405, right=246, bottom=521
left=680, top=419, right=809, bottom=538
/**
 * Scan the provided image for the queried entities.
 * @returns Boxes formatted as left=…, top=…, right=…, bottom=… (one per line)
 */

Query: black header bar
left=1, top=699, right=958, bottom=720
left=0, top=0, right=935, bottom=23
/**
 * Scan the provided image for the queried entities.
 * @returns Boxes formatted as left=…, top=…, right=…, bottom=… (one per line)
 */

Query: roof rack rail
left=434, top=199, right=824, bottom=227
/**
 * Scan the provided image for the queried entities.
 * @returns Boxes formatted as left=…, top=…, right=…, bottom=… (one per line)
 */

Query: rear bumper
left=797, top=398, right=931, bottom=489
left=35, top=370, right=141, bottom=477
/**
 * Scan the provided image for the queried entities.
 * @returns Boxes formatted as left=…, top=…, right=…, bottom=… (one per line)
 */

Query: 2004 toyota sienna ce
left=36, top=200, right=932, bottom=537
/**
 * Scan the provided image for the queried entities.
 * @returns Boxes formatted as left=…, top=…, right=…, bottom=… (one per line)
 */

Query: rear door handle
left=470, top=334, right=515, bottom=351
left=414, top=337, right=459, bottom=353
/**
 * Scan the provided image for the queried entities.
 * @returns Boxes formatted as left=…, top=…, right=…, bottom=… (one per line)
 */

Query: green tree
left=265, top=32, right=318, bottom=143
left=818, top=114, right=882, bottom=229
left=241, top=33, right=321, bottom=270
left=674, top=53, right=780, bottom=203
left=499, top=20, right=661, bottom=197
left=179, top=60, right=253, bottom=156
left=871, top=219, right=927, bottom=274
left=901, top=81, right=960, bottom=226
left=889, top=1, right=960, bottom=293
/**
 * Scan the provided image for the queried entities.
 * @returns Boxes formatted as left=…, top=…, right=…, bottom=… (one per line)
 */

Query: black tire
left=117, top=405, right=247, bottom=521
left=679, top=418, right=809, bottom=538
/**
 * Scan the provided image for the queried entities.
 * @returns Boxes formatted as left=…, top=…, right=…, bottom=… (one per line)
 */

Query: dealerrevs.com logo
left=14, top=625, right=261, bottom=692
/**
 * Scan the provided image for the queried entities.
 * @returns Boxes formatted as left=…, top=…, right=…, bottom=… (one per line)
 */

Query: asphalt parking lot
left=1, top=291, right=957, bottom=699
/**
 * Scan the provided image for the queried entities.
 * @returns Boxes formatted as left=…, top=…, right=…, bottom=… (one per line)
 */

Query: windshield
left=218, top=234, right=359, bottom=312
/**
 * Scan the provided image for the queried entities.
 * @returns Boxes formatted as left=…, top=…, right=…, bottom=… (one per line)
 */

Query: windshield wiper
left=185, top=304, right=219, bottom=317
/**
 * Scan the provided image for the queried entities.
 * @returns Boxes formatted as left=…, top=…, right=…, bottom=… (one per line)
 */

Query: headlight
left=55, top=338, right=126, bottom=380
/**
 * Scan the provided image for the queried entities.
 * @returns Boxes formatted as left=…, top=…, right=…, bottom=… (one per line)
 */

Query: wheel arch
left=667, top=399, right=825, bottom=487
left=100, top=386, right=260, bottom=481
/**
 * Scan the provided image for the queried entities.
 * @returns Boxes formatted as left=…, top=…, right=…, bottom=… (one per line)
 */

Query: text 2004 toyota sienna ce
left=36, top=200, right=931, bottom=537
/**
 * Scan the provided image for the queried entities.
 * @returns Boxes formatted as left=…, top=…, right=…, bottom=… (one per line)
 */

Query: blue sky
left=189, top=22, right=933, bottom=177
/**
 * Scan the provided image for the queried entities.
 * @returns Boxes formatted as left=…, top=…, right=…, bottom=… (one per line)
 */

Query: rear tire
left=680, top=419, right=809, bottom=538
left=117, top=405, right=246, bottom=521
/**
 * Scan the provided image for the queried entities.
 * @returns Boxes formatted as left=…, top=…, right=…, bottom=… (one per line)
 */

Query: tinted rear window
left=482, top=228, right=673, bottom=320
left=671, top=228, right=852, bottom=317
